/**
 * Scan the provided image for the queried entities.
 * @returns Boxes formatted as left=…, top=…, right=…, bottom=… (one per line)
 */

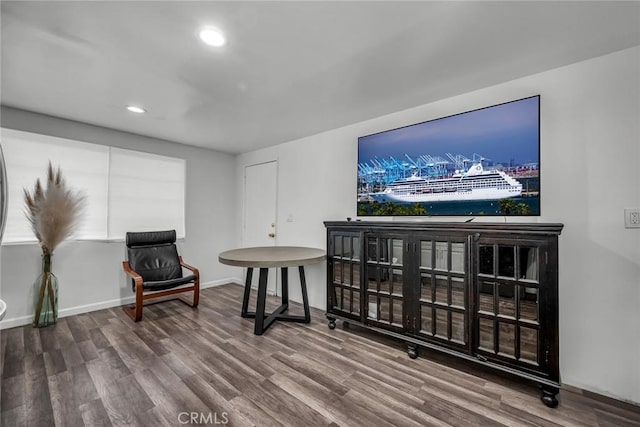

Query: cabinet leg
left=540, top=386, right=559, bottom=408
left=407, top=343, right=419, bottom=359
left=327, top=317, right=336, bottom=330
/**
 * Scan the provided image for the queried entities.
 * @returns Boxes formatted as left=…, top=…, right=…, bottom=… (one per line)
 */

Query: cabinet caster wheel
left=407, top=344, right=418, bottom=359
left=540, top=387, right=559, bottom=408
left=328, top=319, right=336, bottom=330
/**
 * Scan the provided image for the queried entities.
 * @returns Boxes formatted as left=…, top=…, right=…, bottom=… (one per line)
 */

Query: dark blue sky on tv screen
left=358, top=96, right=539, bottom=166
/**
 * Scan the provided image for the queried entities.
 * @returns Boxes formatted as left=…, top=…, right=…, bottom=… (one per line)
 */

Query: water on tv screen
left=357, top=95, right=540, bottom=217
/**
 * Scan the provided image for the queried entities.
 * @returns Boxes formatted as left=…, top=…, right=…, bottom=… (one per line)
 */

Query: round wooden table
left=219, top=246, right=326, bottom=335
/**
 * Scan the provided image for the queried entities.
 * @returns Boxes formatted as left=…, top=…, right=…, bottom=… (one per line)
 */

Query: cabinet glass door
left=329, top=232, right=361, bottom=319
left=416, top=237, right=468, bottom=349
left=365, top=235, right=405, bottom=331
left=474, top=239, right=544, bottom=370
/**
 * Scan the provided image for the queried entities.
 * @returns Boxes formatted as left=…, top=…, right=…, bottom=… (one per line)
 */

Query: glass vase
left=33, top=254, right=58, bottom=327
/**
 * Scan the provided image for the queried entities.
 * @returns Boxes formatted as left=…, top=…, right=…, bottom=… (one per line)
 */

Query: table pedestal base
left=241, top=266, right=310, bottom=335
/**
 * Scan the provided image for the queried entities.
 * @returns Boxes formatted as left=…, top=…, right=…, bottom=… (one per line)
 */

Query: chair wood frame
left=122, top=256, right=200, bottom=322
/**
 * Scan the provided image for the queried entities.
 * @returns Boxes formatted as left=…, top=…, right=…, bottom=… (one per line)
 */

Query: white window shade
left=1, top=129, right=187, bottom=245
left=108, top=148, right=185, bottom=239
left=1, top=129, right=109, bottom=243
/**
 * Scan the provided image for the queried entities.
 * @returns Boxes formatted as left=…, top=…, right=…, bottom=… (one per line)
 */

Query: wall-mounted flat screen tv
left=357, top=95, right=540, bottom=217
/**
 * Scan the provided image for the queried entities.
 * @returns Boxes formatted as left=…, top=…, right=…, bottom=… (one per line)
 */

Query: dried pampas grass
left=24, top=162, right=85, bottom=255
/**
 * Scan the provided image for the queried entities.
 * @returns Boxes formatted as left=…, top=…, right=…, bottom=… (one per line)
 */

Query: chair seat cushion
left=140, top=274, right=197, bottom=292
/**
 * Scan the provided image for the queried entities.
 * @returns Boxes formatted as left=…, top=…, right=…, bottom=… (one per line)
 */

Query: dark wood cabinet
left=325, top=221, right=563, bottom=407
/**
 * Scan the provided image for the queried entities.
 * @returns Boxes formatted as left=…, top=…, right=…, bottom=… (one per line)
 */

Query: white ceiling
left=2, top=1, right=639, bottom=154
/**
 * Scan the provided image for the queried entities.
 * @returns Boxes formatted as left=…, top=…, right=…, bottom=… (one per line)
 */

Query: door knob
left=268, top=233, right=276, bottom=238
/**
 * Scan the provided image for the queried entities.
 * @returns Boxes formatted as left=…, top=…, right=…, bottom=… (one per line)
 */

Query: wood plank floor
left=2, top=283, right=639, bottom=426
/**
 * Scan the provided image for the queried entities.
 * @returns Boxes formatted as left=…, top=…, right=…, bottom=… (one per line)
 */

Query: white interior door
left=243, top=160, right=278, bottom=294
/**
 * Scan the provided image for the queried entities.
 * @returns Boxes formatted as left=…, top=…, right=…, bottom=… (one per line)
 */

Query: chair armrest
left=122, top=261, right=144, bottom=287
left=179, top=257, right=200, bottom=277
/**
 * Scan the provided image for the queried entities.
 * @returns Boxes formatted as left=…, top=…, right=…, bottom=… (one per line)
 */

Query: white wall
left=0, top=108, right=241, bottom=326
left=236, top=46, right=640, bottom=404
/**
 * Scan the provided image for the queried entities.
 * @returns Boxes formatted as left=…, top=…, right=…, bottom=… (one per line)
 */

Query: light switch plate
left=624, top=208, right=640, bottom=228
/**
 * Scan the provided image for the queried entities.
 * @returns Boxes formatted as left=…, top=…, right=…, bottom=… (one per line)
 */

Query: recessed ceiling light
left=199, top=27, right=226, bottom=47
left=126, top=105, right=146, bottom=114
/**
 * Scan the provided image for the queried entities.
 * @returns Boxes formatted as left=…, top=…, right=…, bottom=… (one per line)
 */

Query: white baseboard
left=225, top=277, right=244, bottom=286
left=0, top=277, right=242, bottom=330
left=0, top=314, right=34, bottom=330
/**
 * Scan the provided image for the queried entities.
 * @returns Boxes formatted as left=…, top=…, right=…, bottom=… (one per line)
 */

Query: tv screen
left=357, top=95, right=540, bottom=217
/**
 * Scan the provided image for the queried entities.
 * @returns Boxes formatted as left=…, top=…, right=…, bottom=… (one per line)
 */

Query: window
left=108, top=148, right=185, bottom=239
left=0, top=128, right=186, bottom=243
